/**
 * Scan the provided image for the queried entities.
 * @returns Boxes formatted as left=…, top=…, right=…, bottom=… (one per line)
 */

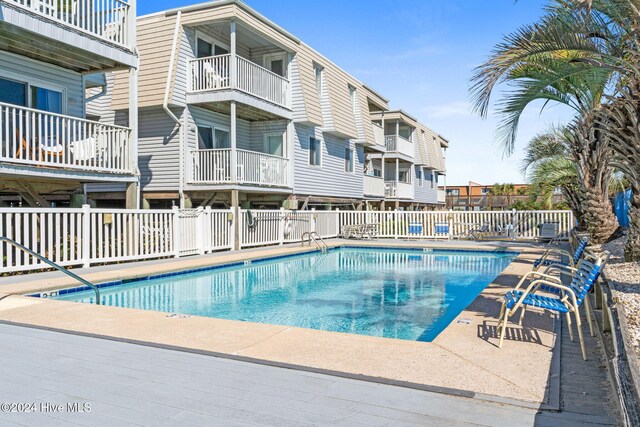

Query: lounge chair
left=538, top=222, right=559, bottom=243
left=497, top=251, right=609, bottom=360
left=533, top=237, right=589, bottom=270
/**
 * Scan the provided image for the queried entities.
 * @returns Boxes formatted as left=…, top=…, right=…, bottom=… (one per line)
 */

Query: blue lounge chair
left=533, top=237, right=589, bottom=270
left=497, top=251, right=608, bottom=360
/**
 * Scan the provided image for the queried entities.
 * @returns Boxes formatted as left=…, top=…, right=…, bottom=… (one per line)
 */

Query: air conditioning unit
left=283, top=199, right=298, bottom=210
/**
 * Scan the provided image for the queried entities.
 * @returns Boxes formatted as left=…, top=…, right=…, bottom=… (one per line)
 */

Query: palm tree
left=469, top=6, right=619, bottom=243
left=521, top=127, right=583, bottom=218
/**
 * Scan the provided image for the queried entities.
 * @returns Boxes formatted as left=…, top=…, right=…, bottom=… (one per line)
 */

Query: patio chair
left=538, top=222, right=559, bottom=243
left=497, top=251, right=609, bottom=360
left=533, top=237, right=589, bottom=271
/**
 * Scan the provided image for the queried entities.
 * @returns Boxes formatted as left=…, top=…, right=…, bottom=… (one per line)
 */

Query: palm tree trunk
left=572, top=115, right=618, bottom=244
left=625, top=190, right=640, bottom=262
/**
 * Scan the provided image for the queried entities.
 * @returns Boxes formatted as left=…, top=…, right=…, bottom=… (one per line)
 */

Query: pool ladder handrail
left=301, top=232, right=328, bottom=252
left=0, top=237, right=100, bottom=305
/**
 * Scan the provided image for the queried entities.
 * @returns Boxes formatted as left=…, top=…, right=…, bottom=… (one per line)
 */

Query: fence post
left=335, top=208, right=340, bottom=237
left=394, top=210, right=399, bottom=240
left=234, top=207, right=241, bottom=251
left=81, top=204, right=91, bottom=268
left=311, top=208, right=317, bottom=234
left=278, top=207, right=285, bottom=245
left=511, top=208, right=517, bottom=240
left=448, top=209, right=453, bottom=240
left=172, top=206, right=180, bottom=257
left=198, top=207, right=207, bottom=255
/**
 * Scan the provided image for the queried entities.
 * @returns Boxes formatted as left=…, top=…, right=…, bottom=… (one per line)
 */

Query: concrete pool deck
left=0, top=239, right=558, bottom=407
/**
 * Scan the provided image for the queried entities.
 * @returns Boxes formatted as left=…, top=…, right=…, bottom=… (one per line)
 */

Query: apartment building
left=0, top=0, right=139, bottom=208
left=87, top=0, right=448, bottom=210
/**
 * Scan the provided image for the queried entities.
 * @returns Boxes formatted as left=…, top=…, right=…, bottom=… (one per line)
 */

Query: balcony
left=438, top=189, right=446, bottom=204
left=10, top=0, right=131, bottom=47
left=1, top=0, right=136, bottom=70
left=189, top=148, right=289, bottom=188
left=385, top=181, right=413, bottom=199
left=188, top=55, right=290, bottom=113
left=385, top=135, right=413, bottom=158
left=364, top=175, right=385, bottom=198
left=371, top=123, right=385, bottom=149
left=0, top=102, right=133, bottom=176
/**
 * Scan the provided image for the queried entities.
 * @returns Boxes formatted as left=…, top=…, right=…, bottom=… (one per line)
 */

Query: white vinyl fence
left=0, top=207, right=574, bottom=274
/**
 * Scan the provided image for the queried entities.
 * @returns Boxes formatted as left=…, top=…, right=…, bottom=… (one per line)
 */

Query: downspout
left=164, top=11, right=184, bottom=207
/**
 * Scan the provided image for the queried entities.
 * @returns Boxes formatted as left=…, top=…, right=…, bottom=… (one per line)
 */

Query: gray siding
left=0, top=51, right=83, bottom=118
left=249, top=121, right=288, bottom=153
left=138, top=107, right=182, bottom=191
left=187, top=106, right=251, bottom=151
left=290, top=55, right=307, bottom=123
left=293, top=124, right=364, bottom=199
left=413, top=169, right=438, bottom=204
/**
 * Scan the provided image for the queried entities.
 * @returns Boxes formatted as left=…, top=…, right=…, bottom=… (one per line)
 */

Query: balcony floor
left=187, top=91, right=292, bottom=121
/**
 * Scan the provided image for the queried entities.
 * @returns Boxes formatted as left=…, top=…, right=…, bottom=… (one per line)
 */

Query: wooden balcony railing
left=189, top=55, right=289, bottom=108
left=0, top=102, right=132, bottom=174
left=9, top=0, right=132, bottom=48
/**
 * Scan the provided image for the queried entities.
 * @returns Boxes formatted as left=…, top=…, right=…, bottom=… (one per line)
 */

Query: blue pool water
left=54, top=248, right=516, bottom=341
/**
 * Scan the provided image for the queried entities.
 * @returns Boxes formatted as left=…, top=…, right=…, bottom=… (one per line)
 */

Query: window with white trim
left=309, top=137, right=321, bottom=166
left=197, top=125, right=230, bottom=149
left=416, top=167, right=423, bottom=187
left=314, top=64, right=323, bottom=96
left=344, top=147, right=354, bottom=173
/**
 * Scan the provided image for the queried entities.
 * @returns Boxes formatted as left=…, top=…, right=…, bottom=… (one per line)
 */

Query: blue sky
left=139, top=0, right=574, bottom=186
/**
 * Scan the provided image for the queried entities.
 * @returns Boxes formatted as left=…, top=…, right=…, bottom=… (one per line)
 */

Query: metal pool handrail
left=301, top=232, right=328, bottom=252
left=0, top=237, right=100, bottom=304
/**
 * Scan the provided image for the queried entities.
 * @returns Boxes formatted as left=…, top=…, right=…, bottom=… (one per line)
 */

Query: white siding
left=0, top=51, right=83, bottom=118
left=293, top=124, right=364, bottom=199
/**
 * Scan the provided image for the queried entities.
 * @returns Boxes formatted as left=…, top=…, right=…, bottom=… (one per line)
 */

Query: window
left=196, top=38, right=212, bottom=58
left=433, top=173, right=438, bottom=189
left=215, top=128, right=230, bottom=148
left=416, top=168, right=423, bottom=187
left=314, top=64, right=323, bottom=96
left=197, top=126, right=214, bottom=149
left=481, top=187, right=490, bottom=195
left=447, top=189, right=460, bottom=196
left=197, top=126, right=229, bottom=149
left=348, top=85, right=357, bottom=114
left=373, top=168, right=382, bottom=178
left=196, top=33, right=229, bottom=58
left=398, top=124, right=412, bottom=140
left=264, top=53, right=286, bottom=77
left=0, top=77, right=27, bottom=106
left=399, top=170, right=409, bottom=183
left=309, top=137, right=321, bottom=166
left=264, top=133, right=284, bottom=157
left=31, top=86, right=62, bottom=114
left=344, top=147, right=354, bottom=173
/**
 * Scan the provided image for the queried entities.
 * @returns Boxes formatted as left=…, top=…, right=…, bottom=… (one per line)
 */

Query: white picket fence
left=0, top=207, right=574, bottom=274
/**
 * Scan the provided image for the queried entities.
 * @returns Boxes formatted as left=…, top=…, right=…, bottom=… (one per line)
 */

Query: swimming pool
left=52, top=247, right=516, bottom=341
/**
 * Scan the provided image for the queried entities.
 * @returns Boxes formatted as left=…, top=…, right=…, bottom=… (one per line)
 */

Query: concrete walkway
left=0, top=323, right=545, bottom=426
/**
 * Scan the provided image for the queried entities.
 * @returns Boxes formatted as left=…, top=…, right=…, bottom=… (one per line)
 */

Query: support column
left=395, top=158, right=400, bottom=184
left=230, top=20, right=237, bottom=89
left=230, top=100, right=237, bottom=183
left=125, top=182, right=137, bottom=209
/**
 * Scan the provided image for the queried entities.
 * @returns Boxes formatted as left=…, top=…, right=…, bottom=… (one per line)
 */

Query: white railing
left=438, top=189, right=446, bottom=203
left=364, top=175, right=385, bottom=197
left=0, top=207, right=574, bottom=274
left=372, top=123, right=384, bottom=147
left=384, top=135, right=413, bottom=157
left=9, top=0, right=132, bottom=48
left=189, top=54, right=231, bottom=92
left=385, top=181, right=414, bottom=199
left=0, top=102, right=132, bottom=174
left=0, top=206, right=233, bottom=273
left=237, top=149, right=289, bottom=187
left=189, top=149, right=231, bottom=183
left=188, top=54, right=289, bottom=108
left=189, top=149, right=289, bottom=187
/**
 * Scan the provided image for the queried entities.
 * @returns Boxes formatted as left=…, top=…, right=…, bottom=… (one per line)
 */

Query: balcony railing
left=384, top=135, right=413, bottom=157
left=385, top=181, right=413, bottom=199
left=438, top=189, right=446, bottom=203
left=189, top=55, right=290, bottom=108
left=9, top=0, right=132, bottom=48
left=189, top=148, right=289, bottom=187
left=0, top=102, right=132, bottom=174
left=364, top=175, right=385, bottom=197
